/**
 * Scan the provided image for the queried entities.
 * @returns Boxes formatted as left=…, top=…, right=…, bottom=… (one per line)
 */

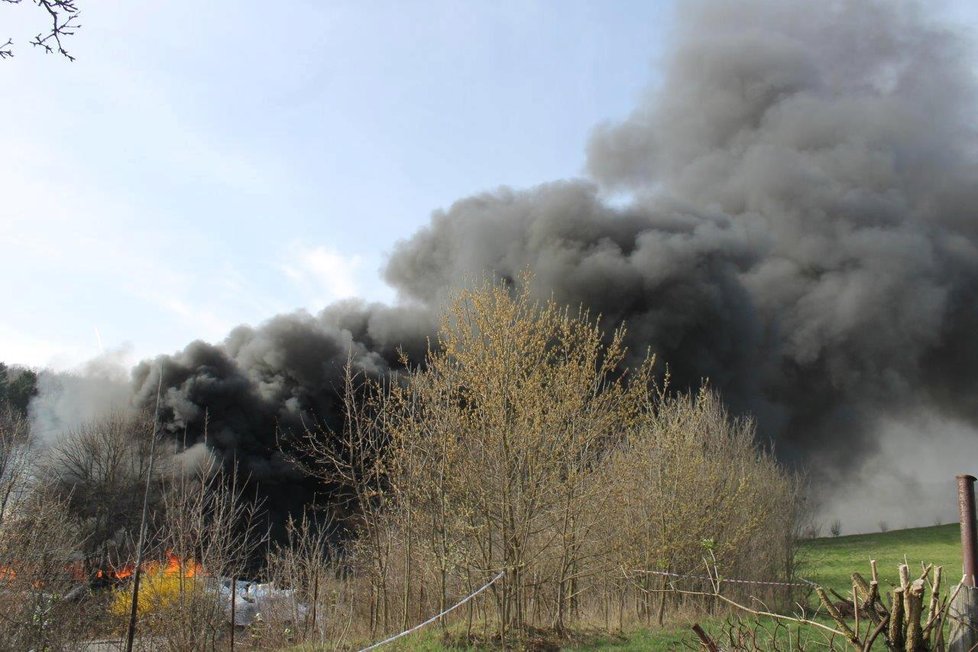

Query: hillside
left=798, top=523, right=962, bottom=595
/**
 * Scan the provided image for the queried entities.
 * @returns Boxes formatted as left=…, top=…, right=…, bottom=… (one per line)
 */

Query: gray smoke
left=127, top=302, right=435, bottom=524
left=386, top=0, right=978, bottom=472
left=45, top=0, right=978, bottom=530
left=31, top=349, right=135, bottom=444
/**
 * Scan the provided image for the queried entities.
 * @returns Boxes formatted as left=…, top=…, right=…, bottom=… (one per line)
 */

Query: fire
left=0, top=551, right=203, bottom=586
left=95, top=551, right=203, bottom=582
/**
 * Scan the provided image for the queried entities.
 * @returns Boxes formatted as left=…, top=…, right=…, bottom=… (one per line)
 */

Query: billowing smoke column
left=131, top=304, right=435, bottom=523
left=126, top=0, right=978, bottom=524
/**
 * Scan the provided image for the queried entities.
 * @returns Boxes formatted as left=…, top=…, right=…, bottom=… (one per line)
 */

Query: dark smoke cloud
left=127, top=303, right=433, bottom=526
left=387, top=0, right=978, bottom=468
left=131, top=302, right=433, bottom=471
left=102, top=0, right=978, bottom=525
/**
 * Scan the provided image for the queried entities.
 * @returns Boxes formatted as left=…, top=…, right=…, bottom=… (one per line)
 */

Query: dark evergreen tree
left=0, top=364, right=37, bottom=418
left=7, top=369, right=37, bottom=417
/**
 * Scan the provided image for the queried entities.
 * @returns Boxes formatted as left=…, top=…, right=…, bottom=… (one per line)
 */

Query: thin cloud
left=281, top=244, right=363, bottom=307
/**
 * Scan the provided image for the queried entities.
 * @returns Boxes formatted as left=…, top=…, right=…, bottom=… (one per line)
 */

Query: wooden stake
left=691, top=623, right=719, bottom=652
left=906, top=579, right=924, bottom=651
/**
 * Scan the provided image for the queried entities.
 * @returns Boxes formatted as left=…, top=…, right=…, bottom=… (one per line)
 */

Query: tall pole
left=950, top=474, right=978, bottom=651
left=229, top=449, right=237, bottom=651
left=125, top=365, right=164, bottom=652
left=230, top=576, right=236, bottom=651
left=958, top=474, right=978, bottom=587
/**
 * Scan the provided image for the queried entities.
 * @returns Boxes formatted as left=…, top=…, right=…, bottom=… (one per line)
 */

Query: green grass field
left=317, top=524, right=968, bottom=650
left=797, top=523, right=963, bottom=596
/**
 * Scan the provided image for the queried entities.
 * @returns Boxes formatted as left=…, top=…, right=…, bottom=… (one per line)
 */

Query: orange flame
left=96, top=551, right=204, bottom=581
left=0, top=551, right=204, bottom=586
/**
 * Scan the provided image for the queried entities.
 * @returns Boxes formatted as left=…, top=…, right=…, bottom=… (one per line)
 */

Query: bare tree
left=0, top=492, right=90, bottom=651
left=604, top=388, right=803, bottom=625
left=264, top=512, right=355, bottom=648
left=39, top=411, right=167, bottom=575
left=0, top=406, right=34, bottom=527
left=1, top=0, right=80, bottom=60
left=113, top=455, right=266, bottom=651
left=344, top=276, right=657, bottom=641
left=299, top=364, right=398, bottom=637
left=0, top=409, right=98, bottom=650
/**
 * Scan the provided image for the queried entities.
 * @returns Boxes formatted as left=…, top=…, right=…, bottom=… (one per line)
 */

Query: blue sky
left=0, top=0, right=676, bottom=369
left=2, top=1, right=977, bottom=371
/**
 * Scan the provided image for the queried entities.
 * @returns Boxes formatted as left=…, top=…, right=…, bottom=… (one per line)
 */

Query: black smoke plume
left=117, top=1, right=978, bottom=526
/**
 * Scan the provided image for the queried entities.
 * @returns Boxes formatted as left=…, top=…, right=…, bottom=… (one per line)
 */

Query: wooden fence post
left=949, top=474, right=978, bottom=651
left=949, top=586, right=978, bottom=652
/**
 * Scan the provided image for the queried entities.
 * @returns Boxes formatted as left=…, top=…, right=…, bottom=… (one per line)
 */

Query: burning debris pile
left=98, top=553, right=303, bottom=629
left=95, top=550, right=203, bottom=583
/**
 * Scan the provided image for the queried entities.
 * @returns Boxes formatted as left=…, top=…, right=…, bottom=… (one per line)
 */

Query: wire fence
left=357, top=569, right=506, bottom=652
left=356, top=566, right=814, bottom=650
left=626, top=568, right=818, bottom=588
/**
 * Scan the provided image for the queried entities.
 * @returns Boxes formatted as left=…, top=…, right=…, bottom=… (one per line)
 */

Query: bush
left=110, top=459, right=262, bottom=651
left=110, top=569, right=209, bottom=620
left=602, top=387, right=802, bottom=622
left=0, top=495, right=91, bottom=650
left=303, top=276, right=803, bottom=641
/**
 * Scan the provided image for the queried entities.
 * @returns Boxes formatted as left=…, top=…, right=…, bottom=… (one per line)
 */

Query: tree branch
left=2, top=0, right=80, bottom=60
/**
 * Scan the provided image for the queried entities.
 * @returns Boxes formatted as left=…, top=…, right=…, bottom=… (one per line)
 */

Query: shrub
left=110, top=569, right=209, bottom=620
left=0, top=494, right=91, bottom=650
left=303, top=276, right=802, bottom=641
left=603, top=387, right=802, bottom=621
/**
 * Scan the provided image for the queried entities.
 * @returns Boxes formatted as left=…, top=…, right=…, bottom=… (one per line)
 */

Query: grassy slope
left=583, top=525, right=966, bottom=649
left=798, top=523, right=962, bottom=596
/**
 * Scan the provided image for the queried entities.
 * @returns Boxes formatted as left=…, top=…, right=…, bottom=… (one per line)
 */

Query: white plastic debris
left=218, top=579, right=308, bottom=626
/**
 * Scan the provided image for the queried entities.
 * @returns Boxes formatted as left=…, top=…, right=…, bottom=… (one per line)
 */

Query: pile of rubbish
left=217, top=579, right=308, bottom=627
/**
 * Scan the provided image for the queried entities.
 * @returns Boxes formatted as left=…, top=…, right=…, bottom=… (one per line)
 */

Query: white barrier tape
left=628, top=568, right=817, bottom=588
left=358, top=570, right=505, bottom=651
